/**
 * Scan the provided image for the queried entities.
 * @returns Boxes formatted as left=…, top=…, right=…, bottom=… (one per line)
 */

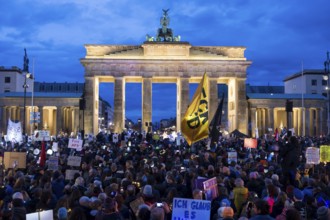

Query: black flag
left=210, top=93, right=224, bottom=145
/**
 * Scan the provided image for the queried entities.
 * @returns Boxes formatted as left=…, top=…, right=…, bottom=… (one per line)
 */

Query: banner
left=172, top=198, right=211, bottom=220
left=244, top=138, right=257, bottom=148
left=203, top=177, right=218, bottom=200
left=67, top=156, right=82, bottom=167
left=6, top=119, right=23, bottom=143
left=181, top=73, right=209, bottom=145
left=305, top=147, right=320, bottom=164
left=68, top=138, right=83, bottom=151
left=320, top=145, right=330, bottom=163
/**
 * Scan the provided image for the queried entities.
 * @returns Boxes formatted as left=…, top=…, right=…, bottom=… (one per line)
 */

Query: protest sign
left=67, top=156, right=82, bottom=167
left=306, top=147, right=320, bottom=164
left=65, top=169, right=80, bottom=180
left=112, top=134, right=119, bottom=143
left=68, top=138, right=83, bottom=151
left=26, top=209, right=53, bottom=220
left=320, top=145, right=330, bottom=163
left=6, top=119, right=23, bottom=143
left=48, top=156, right=59, bottom=171
left=172, top=198, right=211, bottom=220
left=244, top=138, right=257, bottom=148
left=203, top=177, right=218, bottom=200
left=194, top=176, right=208, bottom=190
left=4, top=152, right=26, bottom=169
left=33, top=130, right=50, bottom=141
left=129, top=197, right=145, bottom=217
left=228, top=151, right=237, bottom=164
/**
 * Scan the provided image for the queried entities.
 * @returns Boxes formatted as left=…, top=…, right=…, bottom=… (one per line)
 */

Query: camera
left=156, top=202, right=163, bottom=207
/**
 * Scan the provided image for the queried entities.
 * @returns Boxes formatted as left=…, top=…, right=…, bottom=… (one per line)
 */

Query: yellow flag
left=181, top=72, right=209, bottom=145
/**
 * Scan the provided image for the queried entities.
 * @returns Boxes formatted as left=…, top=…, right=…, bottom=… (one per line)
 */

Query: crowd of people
left=0, top=129, right=330, bottom=220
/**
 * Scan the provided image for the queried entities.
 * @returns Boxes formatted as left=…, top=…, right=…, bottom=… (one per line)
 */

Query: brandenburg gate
left=81, top=41, right=251, bottom=134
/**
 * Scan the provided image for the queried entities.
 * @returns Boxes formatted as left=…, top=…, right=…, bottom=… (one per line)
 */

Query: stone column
left=250, top=108, right=256, bottom=137
left=316, top=108, right=320, bottom=136
left=56, top=106, right=63, bottom=135
left=267, top=107, right=274, bottom=132
left=320, top=108, right=325, bottom=135
left=177, top=77, right=189, bottom=132
left=114, top=77, right=125, bottom=133
left=305, top=108, right=310, bottom=136
left=142, top=77, right=152, bottom=132
left=74, top=107, right=80, bottom=134
left=209, top=78, right=218, bottom=125
left=84, top=77, right=99, bottom=135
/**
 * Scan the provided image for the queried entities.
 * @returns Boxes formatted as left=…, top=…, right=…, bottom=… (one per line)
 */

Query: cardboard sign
left=48, top=156, right=59, bottom=171
left=320, top=145, right=330, bottom=163
left=228, top=151, right=237, bottom=164
left=306, top=147, right=320, bottom=164
left=65, top=169, right=80, bottom=180
left=129, top=197, right=145, bottom=216
left=34, top=130, right=50, bottom=141
left=67, top=156, right=82, bottom=167
left=244, top=138, right=257, bottom=148
left=26, top=209, right=53, bottom=220
left=68, top=138, right=83, bottom=151
left=52, top=142, right=58, bottom=152
left=172, top=198, right=211, bottom=220
left=4, top=152, right=26, bottom=169
left=203, top=177, right=218, bottom=200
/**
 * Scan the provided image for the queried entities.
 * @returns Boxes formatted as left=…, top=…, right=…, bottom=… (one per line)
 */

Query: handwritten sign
left=7, top=119, right=23, bottom=143
left=4, top=152, right=26, bottom=169
left=306, top=147, right=320, bottom=164
left=48, top=156, right=59, bottom=171
left=244, top=138, right=257, bottom=148
left=130, top=197, right=145, bottom=217
left=65, top=169, right=80, bottom=180
left=34, top=130, right=50, bottom=141
left=203, top=177, right=218, bottom=200
left=67, top=156, right=82, bottom=167
left=320, top=145, right=330, bottom=163
left=68, top=138, right=83, bottom=151
left=172, top=198, right=211, bottom=220
left=228, top=151, right=237, bottom=164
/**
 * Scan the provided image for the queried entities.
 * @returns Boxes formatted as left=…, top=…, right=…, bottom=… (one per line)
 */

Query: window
left=4, top=77, right=10, bottom=83
left=322, top=80, right=327, bottom=86
left=323, top=92, right=328, bottom=97
left=311, top=79, right=317, bottom=86
left=4, top=89, right=10, bottom=93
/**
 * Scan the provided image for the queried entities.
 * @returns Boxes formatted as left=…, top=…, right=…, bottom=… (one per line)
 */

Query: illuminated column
left=250, top=108, right=256, bottom=137
left=316, top=108, right=320, bottom=136
left=114, top=77, right=125, bottom=133
left=84, top=77, right=99, bottom=134
left=305, top=108, right=310, bottom=136
left=142, top=77, right=152, bottom=132
left=209, top=78, right=218, bottom=124
left=261, top=108, right=266, bottom=135
left=74, top=107, right=80, bottom=134
left=56, top=106, right=63, bottom=134
left=177, top=77, right=189, bottom=132
left=267, top=107, right=274, bottom=132
left=228, top=78, right=247, bottom=133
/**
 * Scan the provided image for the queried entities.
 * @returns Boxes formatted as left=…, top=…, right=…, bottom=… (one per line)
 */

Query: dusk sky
left=1, top=0, right=330, bottom=122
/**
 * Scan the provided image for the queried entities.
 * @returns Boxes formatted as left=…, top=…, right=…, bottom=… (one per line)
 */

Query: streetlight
left=23, top=72, right=33, bottom=136
left=324, top=51, right=330, bottom=135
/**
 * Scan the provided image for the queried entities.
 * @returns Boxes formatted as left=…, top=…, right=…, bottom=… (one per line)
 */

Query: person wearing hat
left=317, top=206, right=330, bottom=220
left=292, top=188, right=306, bottom=219
left=11, top=192, right=27, bottom=220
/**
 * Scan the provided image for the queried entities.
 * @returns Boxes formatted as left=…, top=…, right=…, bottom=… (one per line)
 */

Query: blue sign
left=172, top=198, right=211, bottom=220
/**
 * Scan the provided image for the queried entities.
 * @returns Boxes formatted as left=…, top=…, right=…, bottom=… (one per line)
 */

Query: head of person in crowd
left=57, top=207, right=68, bottom=220
left=286, top=208, right=302, bottom=220
left=150, top=207, right=165, bottom=220
left=293, top=188, right=304, bottom=202
left=137, top=204, right=151, bottom=220
left=192, top=189, right=203, bottom=200
left=317, top=206, right=330, bottom=220
left=253, top=199, right=271, bottom=216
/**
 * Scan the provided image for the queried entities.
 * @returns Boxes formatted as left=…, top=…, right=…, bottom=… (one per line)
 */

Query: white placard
left=306, top=147, right=320, bottom=164
left=67, top=156, right=82, bottom=167
left=112, top=134, right=119, bottom=143
left=172, top=198, right=211, bottom=220
left=33, top=130, right=50, bottom=141
left=68, top=138, right=83, bottom=151
left=52, top=142, right=58, bottom=152
left=6, top=119, right=23, bottom=143
left=27, top=209, right=53, bottom=220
